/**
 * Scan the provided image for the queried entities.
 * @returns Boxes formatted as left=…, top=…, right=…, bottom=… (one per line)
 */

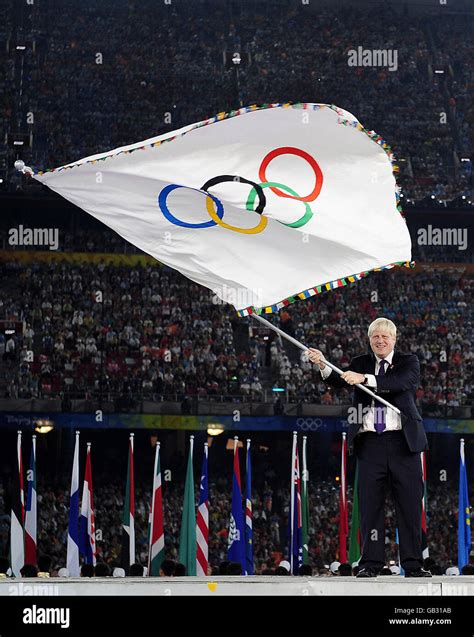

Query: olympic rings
left=157, top=147, right=323, bottom=233
left=246, top=181, right=313, bottom=229
left=158, top=184, right=224, bottom=229
left=258, top=146, right=323, bottom=202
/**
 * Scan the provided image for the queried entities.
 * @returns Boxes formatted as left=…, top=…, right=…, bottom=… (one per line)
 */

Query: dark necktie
left=374, top=359, right=387, bottom=433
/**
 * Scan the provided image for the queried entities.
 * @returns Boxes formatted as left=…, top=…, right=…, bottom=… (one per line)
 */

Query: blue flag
left=67, top=431, right=80, bottom=576
left=245, top=440, right=253, bottom=575
left=395, top=528, right=404, bottom=576
left=288, top=434, right=303, bottom=575
left=458, top=439, right=471, bottom=571
left=228, top=439, right=245, bottom=571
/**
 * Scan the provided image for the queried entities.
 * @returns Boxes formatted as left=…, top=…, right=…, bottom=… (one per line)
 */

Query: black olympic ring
left=200, top=175, right=267, bottom=215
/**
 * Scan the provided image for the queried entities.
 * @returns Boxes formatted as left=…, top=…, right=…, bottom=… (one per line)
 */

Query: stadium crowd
left=0, top=258, right=471, bottom=414
left=1, top=0, right=472, bottom=204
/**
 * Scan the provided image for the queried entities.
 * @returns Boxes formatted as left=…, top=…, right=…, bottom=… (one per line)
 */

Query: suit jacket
left=323, top=351, right=428, bottom=455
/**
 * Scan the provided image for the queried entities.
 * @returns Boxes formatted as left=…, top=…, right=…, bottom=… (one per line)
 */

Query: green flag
left=302, top=436, right=310, bottom=564
left=348, top=462, right=361, bottom=564
left=179, top=436, right=197, bottom=575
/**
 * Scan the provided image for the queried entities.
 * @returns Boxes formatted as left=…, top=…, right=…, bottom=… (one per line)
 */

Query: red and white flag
left=79, top=443, right=96, bottom=566
left=10, top=430, right=25, bottom=576
left=339, top=432, right=349, bottom=563
left=196, top=443, right=209, bottom=576
left=148, top=442, right=165, bottom=575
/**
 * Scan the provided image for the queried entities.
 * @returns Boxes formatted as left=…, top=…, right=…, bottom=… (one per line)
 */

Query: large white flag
left=32, top=103, right=412, bottom=315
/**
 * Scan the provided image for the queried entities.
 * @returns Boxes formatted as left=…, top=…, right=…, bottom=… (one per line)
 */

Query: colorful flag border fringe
left=33, top=102, right=414, bottom=316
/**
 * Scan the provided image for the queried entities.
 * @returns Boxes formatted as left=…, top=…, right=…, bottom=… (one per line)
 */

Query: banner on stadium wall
left=1, top=413, right=473, bottom=433
left=0, top=250, right=158, bottom=267
left=32, top=103, right=412, bottom=316
left=1, top=251, right=472, bottom=276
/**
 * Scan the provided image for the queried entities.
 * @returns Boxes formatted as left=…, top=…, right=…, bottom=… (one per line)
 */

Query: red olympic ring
left=258, top=146, right=323, bottom=202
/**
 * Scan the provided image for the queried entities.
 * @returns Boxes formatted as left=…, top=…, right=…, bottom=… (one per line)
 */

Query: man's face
left=369, top=328, right=396, bottom=359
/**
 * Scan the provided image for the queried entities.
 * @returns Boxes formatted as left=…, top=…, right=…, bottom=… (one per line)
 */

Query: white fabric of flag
left=32, top=103, right=412, bottom=315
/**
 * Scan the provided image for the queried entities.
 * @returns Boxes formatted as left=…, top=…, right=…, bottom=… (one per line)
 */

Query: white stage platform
left=1, top=576, right=473, bottom=596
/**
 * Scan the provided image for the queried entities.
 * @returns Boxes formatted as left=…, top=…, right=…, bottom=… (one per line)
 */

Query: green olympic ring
left=245, top=182, right=313, bottom=228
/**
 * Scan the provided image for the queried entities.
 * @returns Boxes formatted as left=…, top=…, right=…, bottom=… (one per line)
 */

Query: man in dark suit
left=308, top=317, right=431, bottom=577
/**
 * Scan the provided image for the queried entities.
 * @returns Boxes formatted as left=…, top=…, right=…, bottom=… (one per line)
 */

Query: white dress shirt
left=320, top=350, right=402, bottom=433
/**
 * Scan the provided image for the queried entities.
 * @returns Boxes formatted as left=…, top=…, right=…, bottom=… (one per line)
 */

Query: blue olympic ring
left=158, top=183, right=224, bottom=229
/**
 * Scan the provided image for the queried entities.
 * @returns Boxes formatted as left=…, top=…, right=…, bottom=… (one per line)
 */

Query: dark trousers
left=355, top=430, right=423, bottom=572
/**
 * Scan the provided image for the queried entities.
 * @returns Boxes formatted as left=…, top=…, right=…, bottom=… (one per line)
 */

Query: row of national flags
left=7, top=430, right=472, bottom=576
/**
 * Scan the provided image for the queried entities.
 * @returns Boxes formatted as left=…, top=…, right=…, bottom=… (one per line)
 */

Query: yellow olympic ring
left=205, top=195, right=268, bottom=234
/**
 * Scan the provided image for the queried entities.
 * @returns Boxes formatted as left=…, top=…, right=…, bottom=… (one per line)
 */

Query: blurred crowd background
left=0, top=0, right=472, bottom=205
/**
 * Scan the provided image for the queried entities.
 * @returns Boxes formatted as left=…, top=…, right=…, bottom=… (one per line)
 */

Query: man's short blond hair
left=368, top=317, right=397, bottom=339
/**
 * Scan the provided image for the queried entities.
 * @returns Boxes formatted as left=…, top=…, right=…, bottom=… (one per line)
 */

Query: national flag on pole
left=339, top=432, right=349, bottom=563
left=348, top=462, right=361, bottom=565
left=32, top=103, right=412, bottom=317
left=67, top=431, right=80, bottom=576
left=121, top=433, right=135, bottom=573
left=244, top=439, right=253, bottom=575
left=301, top=435, right=310, bottom=565
left=458, top=438, right=471, bottom=571
left=10, top=430, right=25, bottom=576
left=79, top=442, right=96, bottom=566
left=179, top=436, right=197, bottom=576
left=395, top=528, right=404, bottom=576
left=289, top=432, right=303, bottom=575
left=196, top=443, right=209, bottom=577
left=148, top=441, right=165, bottom=576
left=24, top=435, right=37, bottom=565
left=228, top=437, right=245, bottom=571
left=421, top=451, right=429, bottom=560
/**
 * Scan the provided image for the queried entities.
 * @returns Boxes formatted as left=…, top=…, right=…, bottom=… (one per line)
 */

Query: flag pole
left=148, top=440, right=160, bottom=574
left=339, top=432, right=348, bottom=563
left=301, top=435, right=309, bottom=565
left=129, top=433, right=135, bottom=569
left=289, top=431, right=297, bottom=574
left=250, top=313, right=400, bottom=414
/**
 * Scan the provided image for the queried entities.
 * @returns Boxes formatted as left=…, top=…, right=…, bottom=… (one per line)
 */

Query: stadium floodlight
left=207, top=423, right=224, bottom=436
left=34, top=419, right=54, bottom=434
